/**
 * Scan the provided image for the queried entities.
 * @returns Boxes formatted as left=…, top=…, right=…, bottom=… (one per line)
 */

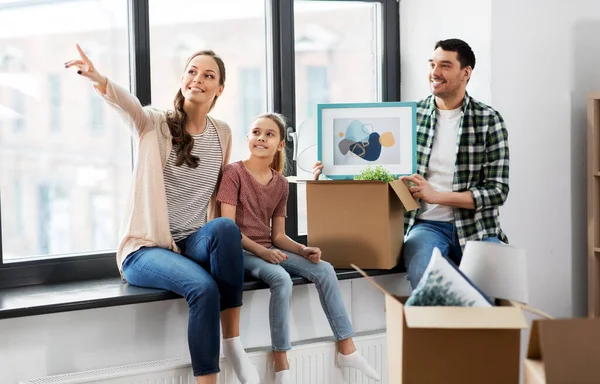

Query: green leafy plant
left=353, top=165, right=398, bottom=182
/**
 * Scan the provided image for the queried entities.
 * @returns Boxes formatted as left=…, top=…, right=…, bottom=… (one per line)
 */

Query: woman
left=65, top=44, right=259, bottom=384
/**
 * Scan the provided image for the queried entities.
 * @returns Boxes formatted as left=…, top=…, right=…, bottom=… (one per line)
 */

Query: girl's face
left=180, top=55, right=224, bottom=106
left=247, top=117, right=284, bottom=160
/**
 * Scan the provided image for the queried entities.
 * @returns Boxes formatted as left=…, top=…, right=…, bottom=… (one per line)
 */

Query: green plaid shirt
left=405, top=93, right=510, bottom=248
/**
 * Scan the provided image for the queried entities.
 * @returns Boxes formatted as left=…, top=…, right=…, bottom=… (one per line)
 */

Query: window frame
left=0, top=0, right=400, bottom=289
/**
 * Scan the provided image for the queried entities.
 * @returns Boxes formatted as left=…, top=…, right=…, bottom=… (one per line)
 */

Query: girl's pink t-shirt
left=217, top=161, right=289, bottom=248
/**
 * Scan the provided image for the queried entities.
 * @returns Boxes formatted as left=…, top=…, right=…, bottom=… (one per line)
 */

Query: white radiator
left=19, top=332, right=386, bottom=384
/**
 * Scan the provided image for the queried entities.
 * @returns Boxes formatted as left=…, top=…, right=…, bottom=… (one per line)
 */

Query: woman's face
left=180, top=54, right=224, bottom=106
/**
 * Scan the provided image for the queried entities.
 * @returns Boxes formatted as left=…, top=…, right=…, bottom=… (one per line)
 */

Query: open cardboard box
left=303, top=179, right=419, bottom=269
left=524, top=317, right=600, bottom=384
left=352, top=264, right=527, bottom=384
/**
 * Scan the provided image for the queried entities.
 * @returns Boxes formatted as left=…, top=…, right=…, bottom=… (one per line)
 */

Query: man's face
left=428, top=47, right=470, bottom=100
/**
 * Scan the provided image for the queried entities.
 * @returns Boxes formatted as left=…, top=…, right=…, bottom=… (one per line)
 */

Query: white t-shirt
left=417, top=107, right=461, bottom=222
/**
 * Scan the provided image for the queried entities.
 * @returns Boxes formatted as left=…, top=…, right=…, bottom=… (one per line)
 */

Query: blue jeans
left=121, top=218, right=244, bottom=376
left=243, top=248, right=354, bottom=351
left=402, top=219, right=502, bottom=289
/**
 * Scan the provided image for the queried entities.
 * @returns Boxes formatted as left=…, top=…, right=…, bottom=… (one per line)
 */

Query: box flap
left=403, top=305, right=527, bottom=329
left=526, top=320, right=542, bottom=359
left=389, top=179, right=419, bottom=211
left=539, top=318, right=600, bottom=383
left=524, top=359, right=546, bottom=384
left=351, top=264, right=397, bottom=298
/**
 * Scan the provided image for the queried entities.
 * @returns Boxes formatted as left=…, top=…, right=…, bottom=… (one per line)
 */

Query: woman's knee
left=186, top=278, right=220, bottom=308
left=211, top=217, right=241, bottom=240
left=209, top=218, right=243, bottom=266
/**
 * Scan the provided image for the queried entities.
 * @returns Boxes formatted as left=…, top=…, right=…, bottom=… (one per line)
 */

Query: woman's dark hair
left=165, top=50, right=226, bottom=168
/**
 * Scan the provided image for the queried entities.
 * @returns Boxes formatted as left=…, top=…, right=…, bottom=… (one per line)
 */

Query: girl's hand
left=262, top=249, right=288, bottom=264
left=312, top=161, right=323, bottom=180
left=301, top=246, right=322, bottom=264
left=65, top=44, right=107, bottom=90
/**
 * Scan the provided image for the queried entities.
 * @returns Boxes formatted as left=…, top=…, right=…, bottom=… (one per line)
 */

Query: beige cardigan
left=99, top=80, right=232, bottom=272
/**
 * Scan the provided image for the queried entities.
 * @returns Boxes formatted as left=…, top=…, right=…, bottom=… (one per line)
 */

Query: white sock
left=337, top=350, right=381, bottom=381
left=274, top=369, right=292, bottom=384
left=222, top=336, right=260, bottom=384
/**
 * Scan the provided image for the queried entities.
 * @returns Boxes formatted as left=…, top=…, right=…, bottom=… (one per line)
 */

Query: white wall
left=490, top=0, right=600, bottom=318
left=401, top=0, right=600, bottom=318
left=400, top=0, right=492, bottom=104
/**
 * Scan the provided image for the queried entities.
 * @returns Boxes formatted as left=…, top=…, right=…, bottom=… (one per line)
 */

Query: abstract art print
left=317, top=102, right=416, bottom=179
left=333, top=117, right=401, bottom=166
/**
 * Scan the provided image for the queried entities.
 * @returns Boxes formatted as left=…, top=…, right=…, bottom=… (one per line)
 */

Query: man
left=312, top=38, right=509, bottom=288
left=400, top=38, right=509, bottom=288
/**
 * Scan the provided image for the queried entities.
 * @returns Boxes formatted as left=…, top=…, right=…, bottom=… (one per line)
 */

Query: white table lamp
left=459, top=241, right=529, bottom=305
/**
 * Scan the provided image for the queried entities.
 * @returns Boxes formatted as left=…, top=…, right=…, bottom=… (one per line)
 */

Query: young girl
left=65, top=45, right=259, bottom=384
left=217, top=113, right=380, bottom=383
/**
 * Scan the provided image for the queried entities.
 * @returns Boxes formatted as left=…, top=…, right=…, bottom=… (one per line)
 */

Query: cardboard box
left=355, top=267, right=527, bottom=384
left=305, top=179, right=419, bottom=269
left=524, top=318, right=600, bottom=384
left=524, top=359, right=545, bottom=384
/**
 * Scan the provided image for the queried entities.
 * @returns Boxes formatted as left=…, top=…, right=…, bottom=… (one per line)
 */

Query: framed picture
left=317, top=102, right=417, bottom=179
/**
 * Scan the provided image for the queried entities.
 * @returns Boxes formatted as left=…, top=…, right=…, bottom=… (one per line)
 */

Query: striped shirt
left=163, top=119, right=223, bottom=241
left=405, top=93, right=510, bottom=249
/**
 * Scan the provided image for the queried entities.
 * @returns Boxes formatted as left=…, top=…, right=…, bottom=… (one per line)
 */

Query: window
left=38, top=184, right=71, bottom=256
left=0, top=0, right=131, bottom=264
left=306, top=66, right=329, bottom=114
left=0, top=0, right=398, bottom=288
left=239, top=67, right=264, bottom=140
left=11, top=87, right=25, bottom=132
left=90, top=87, right=104, bottom=136
left=48, top=73, right=61, bottom=133
left=293, top=0, right=384, bottom=235
left=90, top=193, right=115, bottom=251
left=1, top=45, right=27, bottom=133
left=37, top=184, right=51, bottom=255
left=148, top=0, right=269, bottom=164
left=13, top=179, right=23, bottom=234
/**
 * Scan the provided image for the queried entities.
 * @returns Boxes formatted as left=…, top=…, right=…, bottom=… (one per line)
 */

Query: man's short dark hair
left=434, top=38, right=476, bottom=70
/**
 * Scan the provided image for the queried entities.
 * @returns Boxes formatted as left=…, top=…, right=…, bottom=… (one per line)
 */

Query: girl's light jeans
left=243, top=248, right=354, bottom=351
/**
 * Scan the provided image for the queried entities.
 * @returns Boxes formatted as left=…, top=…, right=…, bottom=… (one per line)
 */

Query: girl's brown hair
left=253, top=113, right=287, bottom=174
left=165, top=50, right=226, bottom=168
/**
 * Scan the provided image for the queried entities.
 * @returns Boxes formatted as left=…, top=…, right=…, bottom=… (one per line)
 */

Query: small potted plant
left=353, top=165, right=398, bottom=182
